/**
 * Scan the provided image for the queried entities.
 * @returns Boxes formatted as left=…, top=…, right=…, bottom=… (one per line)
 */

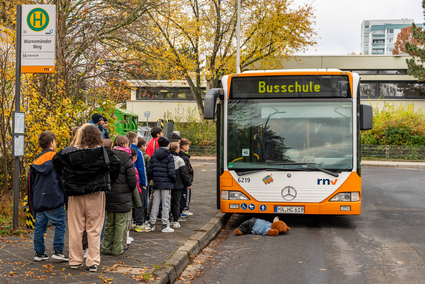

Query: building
left=126, top=55, right=425, bottom=124
left=360, top=19, right=424, bottom=55
left=127, top=80, right=207, bottom=124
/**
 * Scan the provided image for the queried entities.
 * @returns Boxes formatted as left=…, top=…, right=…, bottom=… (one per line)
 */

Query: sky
left=298, top=0, right=425, bottom=55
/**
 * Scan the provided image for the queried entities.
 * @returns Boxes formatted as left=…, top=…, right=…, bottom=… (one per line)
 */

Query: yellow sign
left=27, top=8, right=49, bottom=32
left=259, top=81, right=321, bottom=93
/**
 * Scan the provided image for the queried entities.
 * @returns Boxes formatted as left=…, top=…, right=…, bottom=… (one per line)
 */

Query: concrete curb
left=155, top=212, right=231, bottom=284
left=361, top=161, right=425, bottom=169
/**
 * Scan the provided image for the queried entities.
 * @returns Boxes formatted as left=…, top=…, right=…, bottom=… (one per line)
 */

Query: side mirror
left=360, top=104, right=373, bottom=130
left=204, top=88, right=223, bottom=119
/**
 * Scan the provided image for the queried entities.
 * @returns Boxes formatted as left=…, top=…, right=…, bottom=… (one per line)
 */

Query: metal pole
left=13, top=5, right=22, bottom=230
left=236, top=0, right=241, bottom=73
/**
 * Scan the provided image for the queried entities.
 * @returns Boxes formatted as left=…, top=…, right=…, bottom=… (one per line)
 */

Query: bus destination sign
left=230, top=75, right=351, bottom=99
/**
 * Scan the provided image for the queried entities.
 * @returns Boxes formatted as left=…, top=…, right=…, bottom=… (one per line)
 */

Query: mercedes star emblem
left=281, top=186, right=297, bottom=201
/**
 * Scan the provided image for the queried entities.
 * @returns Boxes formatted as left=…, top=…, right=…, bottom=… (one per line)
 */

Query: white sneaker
left=143, top=224, right=152, bottom=231
left=128, top=237, right=134, bottom=242
left=161, top=226, right=175, bottom=233
left=173, top=222, right=181, bottom=229
left=147, top=224, right=155, bottom=232
left=182, top=210, right=194, bottom=216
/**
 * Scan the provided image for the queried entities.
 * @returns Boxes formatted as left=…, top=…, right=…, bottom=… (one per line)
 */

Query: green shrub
left=361, top=102, right=425, bottom=145
left=165, top=104, right=216, bottom=146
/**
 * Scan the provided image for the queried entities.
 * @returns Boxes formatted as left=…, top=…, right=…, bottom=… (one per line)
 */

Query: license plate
left=274, top=206, right=304, bottom=214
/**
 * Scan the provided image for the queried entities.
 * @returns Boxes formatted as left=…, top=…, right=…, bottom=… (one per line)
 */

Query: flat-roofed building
left=126, top=55, right=425, bottom=123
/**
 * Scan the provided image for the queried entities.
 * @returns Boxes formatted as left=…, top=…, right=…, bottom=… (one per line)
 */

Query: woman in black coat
left=52, top=124, right=120, bottom=272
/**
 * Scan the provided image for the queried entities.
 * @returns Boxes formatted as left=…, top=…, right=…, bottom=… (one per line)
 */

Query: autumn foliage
left=392, top=26, right=423, bottom=55
left=405, top=0, right=425, bottom=81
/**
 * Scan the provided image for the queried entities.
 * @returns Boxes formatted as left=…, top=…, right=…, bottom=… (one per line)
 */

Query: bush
left=361, top=102, right=425, bottom=145
left=165, top=104, right=216, bottom=146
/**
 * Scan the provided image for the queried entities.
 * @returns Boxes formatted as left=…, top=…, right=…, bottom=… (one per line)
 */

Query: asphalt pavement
left=0, top=159, right=422, bottom=284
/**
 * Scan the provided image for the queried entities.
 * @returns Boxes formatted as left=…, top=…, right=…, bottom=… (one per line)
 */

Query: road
left=178, top=166, right=425, bottom=284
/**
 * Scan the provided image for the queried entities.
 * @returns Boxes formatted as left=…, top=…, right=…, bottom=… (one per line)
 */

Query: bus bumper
left=220, top=200, right=361, bottom=215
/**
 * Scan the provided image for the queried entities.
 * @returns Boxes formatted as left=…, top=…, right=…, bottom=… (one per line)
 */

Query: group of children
left=28, top=125, right=195, bottom=269
left=102, top=127, right=195, bottom=256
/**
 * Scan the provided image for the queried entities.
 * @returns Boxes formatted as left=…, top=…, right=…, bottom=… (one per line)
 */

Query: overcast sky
left=297, top=0, right=425, bottom=55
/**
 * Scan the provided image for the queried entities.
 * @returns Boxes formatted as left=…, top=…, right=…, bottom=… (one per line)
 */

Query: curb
left=361, top=161, right=425, bottom=169
left=155, top=212, right=231, bottom=284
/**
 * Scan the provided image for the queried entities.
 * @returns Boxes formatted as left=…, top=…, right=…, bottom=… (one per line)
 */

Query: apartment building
left=360, top=19, right=424, bottom=55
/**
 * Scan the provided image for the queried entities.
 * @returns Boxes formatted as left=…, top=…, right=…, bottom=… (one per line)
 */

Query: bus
left=204, top=70, right=373, bottom=215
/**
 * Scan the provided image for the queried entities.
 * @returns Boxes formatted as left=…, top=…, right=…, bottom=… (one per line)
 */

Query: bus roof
left=242, top=69, right=342, bottom=73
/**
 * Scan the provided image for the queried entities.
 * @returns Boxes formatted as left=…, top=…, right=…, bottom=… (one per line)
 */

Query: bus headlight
left=221, top=190, right=249, bottom=200
left=330, top=192, right=360, bottom=202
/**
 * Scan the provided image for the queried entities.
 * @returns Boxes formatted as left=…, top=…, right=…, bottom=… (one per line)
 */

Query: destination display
left=230, top=75, right=351, bottom=99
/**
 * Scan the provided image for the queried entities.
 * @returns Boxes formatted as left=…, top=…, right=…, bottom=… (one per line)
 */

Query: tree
left=126, top=0, right=316, bottom=115
left=0, top=0, right=159, bottom=192
left=405, top=0, right=425, bottom=81
left=392, top=26, right=422, bottom=55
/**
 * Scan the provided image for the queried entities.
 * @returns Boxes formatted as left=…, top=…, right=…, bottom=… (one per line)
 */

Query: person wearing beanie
left=89, top=114, right=104, bottom=135
left=147, top=136, right=176, bottom=233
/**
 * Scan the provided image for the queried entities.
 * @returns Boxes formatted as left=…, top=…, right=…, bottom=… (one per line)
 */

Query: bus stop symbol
left=27, top=8, right=49, bottom=32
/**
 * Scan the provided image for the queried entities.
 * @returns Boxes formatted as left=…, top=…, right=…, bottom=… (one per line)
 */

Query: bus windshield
left=227, top=100, right=353, bottom=173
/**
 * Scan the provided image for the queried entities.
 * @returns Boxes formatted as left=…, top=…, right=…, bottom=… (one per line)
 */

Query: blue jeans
left=34, top=206, right=66, bottom=254
left=100, top=211, right=106, bottom=242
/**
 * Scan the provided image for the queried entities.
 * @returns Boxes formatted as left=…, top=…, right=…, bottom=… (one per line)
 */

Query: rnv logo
left=317, top=179, right=338, bottom=185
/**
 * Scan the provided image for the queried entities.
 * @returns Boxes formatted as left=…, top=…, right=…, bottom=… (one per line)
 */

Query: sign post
left=144, top=111, right=150, bottom=126
left=13, top=5, right=22, bottom=230
left=13, top=4, right=56, bottom=230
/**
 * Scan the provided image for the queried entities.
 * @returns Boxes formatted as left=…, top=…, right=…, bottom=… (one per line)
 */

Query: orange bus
left=204, top=70, right=373, bottom=215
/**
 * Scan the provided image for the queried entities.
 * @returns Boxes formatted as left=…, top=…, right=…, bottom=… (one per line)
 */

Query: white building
left=360, top=19, right=422, bottom=55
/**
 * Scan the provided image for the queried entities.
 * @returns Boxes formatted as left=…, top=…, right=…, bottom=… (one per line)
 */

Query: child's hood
left=112, top=148, right=132, bottom=164
left=154, top=147, right=172, bottom=160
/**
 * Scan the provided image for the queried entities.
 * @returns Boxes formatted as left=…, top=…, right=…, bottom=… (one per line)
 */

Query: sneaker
left=70, top=263, right=84, bottom=269
left=182, top=210, right=194, bottom=216
left=147, top=224, right=155, bottom=232
left=134, top=225, right=146, bottom=232
left=162, top=226, right=175, bottom=233
left=128, top=237, right=134, bottom=242
left=178, top=217, right=186, bottom=222
left=173, top=222, right=181, bottom=229
left=83, top=248, right=88, bottom=259
left=180, top=213, right=188, bottom=218
left=52, top=250, right=69, bottom=262
left=88, top=265, right=98, bottom=272
left=34, top=252, right=49, bottom=262
left=143, top=223, right=152, bottom=231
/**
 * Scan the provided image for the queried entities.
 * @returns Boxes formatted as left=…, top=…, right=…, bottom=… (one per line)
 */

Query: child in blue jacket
left=28, top=131, right=68, bottom=262
left=147, top=137, right=176, bottom=233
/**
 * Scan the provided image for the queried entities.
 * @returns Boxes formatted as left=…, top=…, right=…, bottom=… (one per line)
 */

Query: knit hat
left=92, top=113, right=103, bottom=124
left=158, top=136, right=170, bottom=147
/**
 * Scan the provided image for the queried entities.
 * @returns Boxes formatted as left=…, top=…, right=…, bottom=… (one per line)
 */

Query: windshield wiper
left=235, top=168, right=289, bottom=176
left=275, top=162, right=339, bottom=177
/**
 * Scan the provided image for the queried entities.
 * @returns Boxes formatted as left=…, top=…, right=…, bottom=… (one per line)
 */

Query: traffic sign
left=21, top=5, right=55, bottom=73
